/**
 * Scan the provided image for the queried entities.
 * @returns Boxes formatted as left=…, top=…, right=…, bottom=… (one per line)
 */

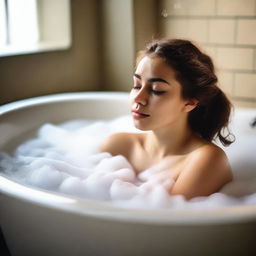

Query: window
left=0, top=0, right=7, bottom=46
left=0, top=0, right=71, bottom=57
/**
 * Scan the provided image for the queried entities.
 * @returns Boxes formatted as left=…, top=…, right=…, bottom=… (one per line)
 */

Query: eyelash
left=132, top=86, right=166, bottom=95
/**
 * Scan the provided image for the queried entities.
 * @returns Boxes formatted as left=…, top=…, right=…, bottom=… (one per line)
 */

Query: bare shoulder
left=187, top=143, right=233, bottom=181
left=171, top=143, right=233, bottom=199
left=188, top=143, right=231, bottom=169
left=99, top=132, right=139, bottom=157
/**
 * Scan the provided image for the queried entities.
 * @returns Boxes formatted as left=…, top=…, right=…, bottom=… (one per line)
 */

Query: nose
left=133, top=87, right=148, bottom=106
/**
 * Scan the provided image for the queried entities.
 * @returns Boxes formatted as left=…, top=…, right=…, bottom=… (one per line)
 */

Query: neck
left=143, top=119, right=195, bottom=158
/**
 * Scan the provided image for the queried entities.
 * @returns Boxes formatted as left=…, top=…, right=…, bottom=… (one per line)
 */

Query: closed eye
left=151, top=90, right=166, bottom=95
left=132, top=86, right=166, bottom=95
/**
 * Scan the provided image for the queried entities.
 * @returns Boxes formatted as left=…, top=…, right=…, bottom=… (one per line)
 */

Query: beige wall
left=100, top=0, right=159, bottom=92
left=0, top=0, right=101, bottom=105
left=133, top=0, right=158, bottom=53
left=159, top=0, right=256, bottom=108
left=1, top=0, right=255, bottom=108
left=100, top=0, right=135, bottom=91
left=0, top=0, right=159, bottom=103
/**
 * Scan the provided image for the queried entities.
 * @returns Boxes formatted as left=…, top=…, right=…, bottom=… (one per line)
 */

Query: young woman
left=100, top=39, right=234, bottom=200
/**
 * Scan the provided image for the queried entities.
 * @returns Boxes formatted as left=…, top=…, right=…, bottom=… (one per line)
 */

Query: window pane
left=0, top=0, right=7, bottom=45
left=0, top=0, right=71, bottom=57
left=8, top=0, right=39, bottom=45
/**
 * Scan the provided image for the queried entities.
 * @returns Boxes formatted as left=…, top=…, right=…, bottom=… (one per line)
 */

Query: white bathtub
left=0, top=92, right=255, bottom=256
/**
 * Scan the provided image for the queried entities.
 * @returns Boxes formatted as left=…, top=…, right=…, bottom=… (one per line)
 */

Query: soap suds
left=0, top=114, right=255, bottom=210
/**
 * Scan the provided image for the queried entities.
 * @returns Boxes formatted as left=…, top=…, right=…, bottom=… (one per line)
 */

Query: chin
left=133, top=122, right=151, bottom=131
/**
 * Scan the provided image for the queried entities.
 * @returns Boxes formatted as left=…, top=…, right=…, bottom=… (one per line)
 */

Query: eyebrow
left=133, top=73, right=170, bottom=85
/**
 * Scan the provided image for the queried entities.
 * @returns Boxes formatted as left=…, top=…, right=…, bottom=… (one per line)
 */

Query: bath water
left=0, top=115, right=255, bottom=209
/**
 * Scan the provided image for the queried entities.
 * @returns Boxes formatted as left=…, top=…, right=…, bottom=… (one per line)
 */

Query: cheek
left=152, top=97, right=185, bottom=115
left=152, top=97, right=172, bottom=110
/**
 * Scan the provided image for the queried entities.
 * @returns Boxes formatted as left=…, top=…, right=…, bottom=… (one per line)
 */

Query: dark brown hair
left=137, top=38, right=234, bottom=146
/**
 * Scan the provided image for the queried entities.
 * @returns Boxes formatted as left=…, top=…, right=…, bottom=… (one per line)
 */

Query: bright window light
left=0, top=0, right=7, bottom=46
left=0, top=0, right=71, bottom=57
left=8, top=0, right=39, bottom=45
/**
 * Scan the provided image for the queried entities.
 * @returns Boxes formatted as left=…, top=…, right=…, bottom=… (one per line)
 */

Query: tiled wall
left=159, top=0, right=256, bottom=108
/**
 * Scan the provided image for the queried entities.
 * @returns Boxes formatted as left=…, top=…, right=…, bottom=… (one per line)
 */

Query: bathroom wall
left=0, top=0, right=101, bottom=105
left=100, top=0, right=158, bottom=92
left=0, top=0, right=159, bottom=103
left=159, top=0, right=256, bottom=108
left=1, top=0, right=255, bottom=108
left=133, top=0, right=158, bottom=53
left=100, top=0, right=135, bottom=92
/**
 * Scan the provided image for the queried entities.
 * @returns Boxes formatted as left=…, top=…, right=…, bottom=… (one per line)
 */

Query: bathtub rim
left=1, top=174, right=256, bottom=226
left=0, top=91, right=256, bottom=226
left=0, top=91, right=130, bottom=115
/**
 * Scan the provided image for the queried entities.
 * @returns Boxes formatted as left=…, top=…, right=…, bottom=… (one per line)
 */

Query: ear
left=183, top=98, right=199, bottom=112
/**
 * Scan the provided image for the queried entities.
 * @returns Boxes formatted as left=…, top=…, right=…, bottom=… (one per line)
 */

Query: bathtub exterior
left=0, top=92, right=256, bottom=256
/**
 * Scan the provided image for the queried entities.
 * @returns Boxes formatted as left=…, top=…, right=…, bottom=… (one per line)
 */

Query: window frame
left=0, top=0, right=72, bottom=57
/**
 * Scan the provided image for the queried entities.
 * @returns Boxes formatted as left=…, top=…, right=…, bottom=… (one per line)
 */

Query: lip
left=131, top=110, right=150, bottom=119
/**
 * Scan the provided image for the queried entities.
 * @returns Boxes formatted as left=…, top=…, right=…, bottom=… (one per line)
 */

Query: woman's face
left=130, top=56, right=195, bottom=131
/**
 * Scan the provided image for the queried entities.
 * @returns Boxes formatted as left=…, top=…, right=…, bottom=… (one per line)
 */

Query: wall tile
left=218, top=71, right=234, bottom=96
left=255, top=49, right=256, bottom=70
left=237, top=19, right=256, bottom=45
left=209, top=20, right=235, bottom=44
left=216, top=47, right=254, bottom=70
left=161, top=0, right=216, bottom=16
left=162, top=19, right=208, bottom=43
left=161, top=19, right=188, bottom=38
left=203, top=46, right=217, bottom=60
left=187, top=20, right=208, bottom=43
left=234, top=73, right=256, bottom=98
left=217, top=0, right=255, bottom=16
left=159, top=0, right=256, bottom=106
left=233, top=99, right=256, bottom=108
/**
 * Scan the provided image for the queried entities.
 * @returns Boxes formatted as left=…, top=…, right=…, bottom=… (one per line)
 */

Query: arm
left=170, top=145, right=233, bottom=200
